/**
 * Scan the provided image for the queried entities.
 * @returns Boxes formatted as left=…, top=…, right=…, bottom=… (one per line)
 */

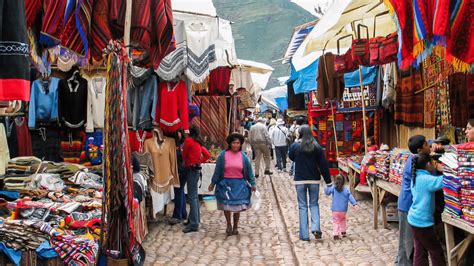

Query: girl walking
left=324, top=175, right=359, bottom=240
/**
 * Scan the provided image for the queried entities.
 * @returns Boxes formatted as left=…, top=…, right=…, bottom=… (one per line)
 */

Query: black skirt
left=0, top=0, right=30, bottom=101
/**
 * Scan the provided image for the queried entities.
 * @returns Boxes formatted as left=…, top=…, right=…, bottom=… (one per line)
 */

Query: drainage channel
left=265, top=174, right=301, bottom=266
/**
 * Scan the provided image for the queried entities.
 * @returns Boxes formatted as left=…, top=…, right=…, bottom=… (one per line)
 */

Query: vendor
left=367, top=136, right=379, bottom=152
left=465, top=119, right=474, bottom=142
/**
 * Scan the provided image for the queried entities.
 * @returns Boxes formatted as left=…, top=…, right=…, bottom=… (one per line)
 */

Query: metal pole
left=359, top=66, right=368, bottom=153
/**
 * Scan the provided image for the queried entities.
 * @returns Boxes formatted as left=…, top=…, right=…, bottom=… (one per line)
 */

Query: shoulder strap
left=277, top=126, right=287, bottom=137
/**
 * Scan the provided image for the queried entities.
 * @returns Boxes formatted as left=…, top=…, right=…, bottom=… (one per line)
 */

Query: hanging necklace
left=136, top=131, right=147, bottom=153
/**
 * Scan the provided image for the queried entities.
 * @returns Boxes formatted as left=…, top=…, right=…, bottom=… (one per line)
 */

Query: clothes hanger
left=153, top=127, right=164, bottom=143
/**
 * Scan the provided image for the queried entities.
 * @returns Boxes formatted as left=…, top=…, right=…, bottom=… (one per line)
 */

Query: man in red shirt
left=182, top=125, right=211, bottom=233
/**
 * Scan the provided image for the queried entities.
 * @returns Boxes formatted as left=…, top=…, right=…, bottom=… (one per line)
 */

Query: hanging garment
left=31, top=127, right=61, bottom=162
left=109, top=0, right=173, bottom=68
left=412, top=0, right=435, bottom=61
left=0, top=0, right=31, bottom=101
left=28, top=78, right=60, bottom=129
left=84, top=131, right=103, bottom=165
left=394, top=70, right=424, bottom=127
left=449, top=73, right=474, bottom=128
left=91, top=0, right=113, bottom=62
left=83, top=74, right=106, bottom=133
left=15, top=117, right=32, bottom=156
left=445, top=0, right=474, bottom=69
left=58, top=70, right=88, bottom=129
left=287, top=81, right=306, bottom=110
left=0, top=124, right=10, bottom=175
left=60, top=131, right=85, bottom=164
left=388, top=0, right=415, bottom=69
left=39, top=0, right=67, bottom=47
left=144, top=137, right=178, bottom=193
left=127, top=69, right=158, bottom=130
left=59, top=0, right=93, bottom=64
left=175, top=12, right=218, bottom=83
left=128, top=130, right=153, bottom=153
left=156, top=19, right=187, bottom=81
left=155, top=81, right=189, bottom=133
left=317, top=53, right=344, bottom=104
left=382, top=62, right=397, bottom=109
left=2, top=117, right=17, bottom=158
left=192, top=96, right=228, bottom=147
left=214, top=18, right=238, bottom=67
left=229, top=68, right=254, bottom=95
left=209, top=67, right=232, bottom=96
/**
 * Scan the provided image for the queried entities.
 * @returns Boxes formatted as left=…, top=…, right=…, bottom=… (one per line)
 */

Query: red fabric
left=446, top=0, right=474, bottom=66
left=182, top=137, right=210, bottom=167
left=91, top=0, right=113, bottom=62
left=15, top=119, right=32, bottom=156
left=0, top=79, right=30, bottom=101
left=209, top=67, right=232, bottom=96
left=25, top=0, right=42, bottom=28
left=389, top=0, right=415, bottom=69
left=128, top=130, right=153, bottom=153
left=155, top=81, right=189, bottom=133
left=367, top=145, right=379, bottom=152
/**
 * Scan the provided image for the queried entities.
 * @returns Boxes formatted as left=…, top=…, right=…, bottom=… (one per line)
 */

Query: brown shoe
left=232, top=229, right=239, bottom=235
left=226, top=226, right=233, bottom=236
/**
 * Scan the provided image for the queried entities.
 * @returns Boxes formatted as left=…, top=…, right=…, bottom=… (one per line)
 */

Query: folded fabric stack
left=389, top=149, right=411, bottom=185
left=456, top=143, right=474, bottom=224
left=2, top=157, right=41, bottom=191
left=0, top=220, right=50, bottom=251
left=374, top=151, right=390, bottom=180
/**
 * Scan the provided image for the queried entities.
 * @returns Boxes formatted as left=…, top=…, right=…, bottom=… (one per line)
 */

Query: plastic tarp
left=288, top=59, right=319, bottom=94
left=343, top=66, right=378, bottom=87
left=275, top=97, right=288, bottom=112
left=36, top=241, right=59, bottom=260
left=0, top=242, right=21, bottom=266
left=172, top=0, right=217, bottom=16
left=260, top=86, right=287, bottom=111
left=292, top=0, right=396, bottom=71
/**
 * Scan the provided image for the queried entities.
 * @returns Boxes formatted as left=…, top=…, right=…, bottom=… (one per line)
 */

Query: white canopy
left=259, top=86, right=287, bottom=111
left=171, top=0, right=217, bottom=16
left=292, top=0, right=396, bottom=71
left=237, top=59, right=274, bottom=74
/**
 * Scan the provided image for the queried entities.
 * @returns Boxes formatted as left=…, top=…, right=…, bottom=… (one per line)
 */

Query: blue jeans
left=275, top=145, right=288, bottom=170
left=396, top=211, right=413, bottom=265
left=172, top=168, right=187, bottom=220
left=295, top=184, right=321, bottom=240
left=186, top=168, right=200, bottom=230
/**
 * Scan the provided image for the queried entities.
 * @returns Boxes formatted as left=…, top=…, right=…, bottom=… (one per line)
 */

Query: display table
left=371, top=178, right=401, bottom=229
left=442, top=213, right=474, bottom=266
left=340, top=162, right=371, bottom=196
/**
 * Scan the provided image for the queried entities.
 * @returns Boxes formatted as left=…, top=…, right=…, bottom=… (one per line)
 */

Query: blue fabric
left=407, top=170, right=444, bottom=228
left=288, top=60, right=319, bottom=94
left=275, top=97, right=288, bottom=112
left=215, top=178, right=251, bottom=205
left=0, top=242, right=22, bottom=266
left=259, top=103, right=268, bottom=113
left=186, top=168, right=201, bottom=230
left=36, top=241, right=58, bottom=260
left=343, top=66, right=378, bottom=88
left=0, top=191, right=20, bottom=201
left=288, top=143, right=332, bottom=184
left=398, top=155, right=413, bottom=212
left=85, top=131, right=103, bottom=165
left=128, top=75, right=158, bottom=130
left=211, top=151, right=256, bottom=187
left=28, top=78, right=60, bottom=128
left=172, top=170, right=188, bottom=220
left=324, top=186, right=357, bottom=212
left=296, top=184, right=320, bottom=240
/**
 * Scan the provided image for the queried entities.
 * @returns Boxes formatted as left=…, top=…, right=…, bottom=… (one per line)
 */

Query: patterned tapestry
left=192, top=96, right=228, bottom=148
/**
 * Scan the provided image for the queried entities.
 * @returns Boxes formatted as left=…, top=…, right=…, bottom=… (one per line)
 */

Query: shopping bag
left=251, top=190, right=262, bottom=211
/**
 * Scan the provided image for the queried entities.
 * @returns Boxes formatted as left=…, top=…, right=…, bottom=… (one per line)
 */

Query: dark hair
left=408, top=135, right=426, bottom=154
left=132, top=154, right=140, bottom=173
left=189, top=125, right=203, bottom=145
left=175, top=128, right=185, bottom=146
left=299, top=125, right=319, bottom=153
left=468, top=119, right=474, bottom=128
left=226, top=133, right=245, bottom=151
left=296, top=116, right=305, bottom=126
left=334, top=175, right=345, bottom=192
left=367, top=136, right=376, bottom=146
left=412, top=153, right=432, bottom=186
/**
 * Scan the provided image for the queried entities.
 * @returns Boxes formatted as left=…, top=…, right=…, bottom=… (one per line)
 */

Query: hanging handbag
left=334, top=34, right=358, bottom=73
left=352, top=24, right=371, bottom=66
left=379, top=32, right=398, bottom=64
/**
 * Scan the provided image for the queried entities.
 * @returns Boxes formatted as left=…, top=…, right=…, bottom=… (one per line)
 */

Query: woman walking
left=289, top=125, right=332, bottom=241
left=182, top=125, right=211, bottom=233
left=209, top=133, right=256, bottom=236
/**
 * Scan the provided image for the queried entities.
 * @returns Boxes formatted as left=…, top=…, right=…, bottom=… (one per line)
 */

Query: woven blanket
left=394, top=70, right=424, bottom=127
left=191, top=96, right=228, bottom=148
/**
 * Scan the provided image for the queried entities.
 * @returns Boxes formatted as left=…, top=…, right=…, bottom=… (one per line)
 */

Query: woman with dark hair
left=182, top=125, right=211, bottom=233
left=289, top=125, right=332, bottom=241
left=465, top=119, right=474, bottom=142
left=408, top=153, right=446, bottom=266
left=208, top=132, right=256, bottom=236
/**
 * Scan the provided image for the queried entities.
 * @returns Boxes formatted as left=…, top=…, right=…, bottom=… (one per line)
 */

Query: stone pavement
left=142, top=171, right=399, bottom=265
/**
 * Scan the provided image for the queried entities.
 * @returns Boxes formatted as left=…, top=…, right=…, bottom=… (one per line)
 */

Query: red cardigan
left=182, top=137, right=210, bottom=167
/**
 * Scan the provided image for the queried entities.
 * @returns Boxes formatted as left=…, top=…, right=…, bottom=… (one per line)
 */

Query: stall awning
left=292, top=0, right=396, bottom=71
left=344, top=66, right=378, bottom=87
left=260, top=86, right=287, bottom=111
left=282, top=21, right=318, bottom=64
left=172, top=0, right=217, bottom=16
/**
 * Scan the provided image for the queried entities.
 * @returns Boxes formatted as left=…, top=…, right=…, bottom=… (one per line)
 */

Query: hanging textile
left=449, top=73, right=474, bottom=128
left=316, top=53, right=344, bottom=104
left=387, top=0, right=415, bottom=69
left=445, top=0, right=474, bottom=71
left=155, top=81, right=189, bottom=133
left=155, top=19, right=187, bottom=81
left=101, top=41, right=143, bottom=264
left=287, top=81, right=306, bottom=110
left=192, top=96, right=228, bottom=148
left=424, top=88, right=436, bottom=128
left=91, top=0, right=113, bottom=63
left=209, top=67, right=232, bottom=96
left=394, top=69, right=424, bottom=127
left=0, top=0, right=31, bottom=101
left=436, top=80, right=451, bottom=129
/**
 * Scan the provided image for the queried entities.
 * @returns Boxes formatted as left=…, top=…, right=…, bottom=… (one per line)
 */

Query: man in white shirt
left=271, top=119, right=289, bottom=172
left=249, top=117, right=272, bottom=178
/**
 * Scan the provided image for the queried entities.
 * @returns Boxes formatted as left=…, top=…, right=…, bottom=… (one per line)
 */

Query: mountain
left=214, top=0, right=315, bottom=89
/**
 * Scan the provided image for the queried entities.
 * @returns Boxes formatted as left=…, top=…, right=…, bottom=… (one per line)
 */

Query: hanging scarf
left=445, top=0, right=474, bottom=72
left=40, top=0, right=67, bottom=47
left=387, top=0, right=415, bottom=69
left=413, top=0, right=435, bottom=64
left=91, top=0, right=113, bottom=63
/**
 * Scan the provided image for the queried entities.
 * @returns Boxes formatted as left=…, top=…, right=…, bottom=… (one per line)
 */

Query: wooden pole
left=359, top=66, right=368, bottom=153
left=124, top=0, right=133, bottom=56
left=330, top=100, right=340, bottom=159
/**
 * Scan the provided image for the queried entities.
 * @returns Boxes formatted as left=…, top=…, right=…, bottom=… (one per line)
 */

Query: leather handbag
left=351, top=24, right=371, bottom=66
left=334, top=34, right=358, bottom=73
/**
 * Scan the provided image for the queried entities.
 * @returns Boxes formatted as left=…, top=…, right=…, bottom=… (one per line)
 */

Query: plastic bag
left=251, top=190, right=262, bottom=211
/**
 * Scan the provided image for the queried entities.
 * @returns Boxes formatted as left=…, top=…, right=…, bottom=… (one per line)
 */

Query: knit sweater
left=28, top=78, right=60, bottom=128
left=58, top=71, right=88, bottom=129
left=324, top=186, right=357, bottom=212
left=288, top=142, right=332, bottom=185
left=84, top=74, right=106, bottom=132
left=144, top=137, right=179, bottom=193
left=155, top=81, right=189, bottom=133
left=182, top=137, right=210, bottom=167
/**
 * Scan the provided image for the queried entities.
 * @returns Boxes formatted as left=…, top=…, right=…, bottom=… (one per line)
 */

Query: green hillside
left=214, top=0, right=315, bottom=88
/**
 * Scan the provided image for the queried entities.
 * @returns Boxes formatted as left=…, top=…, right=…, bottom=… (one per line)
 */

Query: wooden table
left=371, top=178, right=401, bottom=229
left=442, top=213, right=474, bottom=266
left=345, top=163, right=372, bottom=195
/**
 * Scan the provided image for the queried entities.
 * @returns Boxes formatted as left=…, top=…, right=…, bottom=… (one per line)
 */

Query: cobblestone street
left=143, top=172, right=399, bottom=265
